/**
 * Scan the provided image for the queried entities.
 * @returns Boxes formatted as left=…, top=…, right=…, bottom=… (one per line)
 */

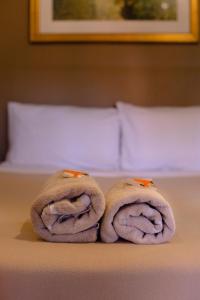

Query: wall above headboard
left=0, top=1, right=200, bottom=161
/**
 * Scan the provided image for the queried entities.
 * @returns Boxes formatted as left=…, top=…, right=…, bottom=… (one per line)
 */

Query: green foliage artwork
left=53, top=0, right=177, bottom=21
left=121, top=0, right=177, bottom=20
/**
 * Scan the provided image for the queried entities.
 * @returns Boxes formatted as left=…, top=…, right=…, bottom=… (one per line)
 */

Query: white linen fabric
left=0, top=171, right=200, bottom=300
left=117, top=101, right=200, bottom=171
left=6, top=102, right=120, bottom=170
left=2, top=162, right=200, bottom=178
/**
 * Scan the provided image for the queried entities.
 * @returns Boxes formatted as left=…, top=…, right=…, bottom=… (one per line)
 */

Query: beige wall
left=0, top=1, right=200, bottom=160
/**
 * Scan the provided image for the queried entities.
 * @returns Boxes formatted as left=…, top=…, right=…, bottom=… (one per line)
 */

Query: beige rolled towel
left=101, top=178, right=175, bottom=244
left=31, top=170, right=105, bottom=242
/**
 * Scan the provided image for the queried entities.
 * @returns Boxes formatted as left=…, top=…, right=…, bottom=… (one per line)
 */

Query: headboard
left=0, top=101, right=7, bottom=162
left=0, top=0, right=200, bottom=161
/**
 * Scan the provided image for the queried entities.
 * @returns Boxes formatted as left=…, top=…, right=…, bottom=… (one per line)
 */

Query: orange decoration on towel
left=63, top=169, right=88, bottom=178
left=133, top=178, right=153, bottom=188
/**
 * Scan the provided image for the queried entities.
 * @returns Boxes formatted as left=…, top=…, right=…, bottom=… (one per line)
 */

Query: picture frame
left=30, top=0, right=199, bottom=43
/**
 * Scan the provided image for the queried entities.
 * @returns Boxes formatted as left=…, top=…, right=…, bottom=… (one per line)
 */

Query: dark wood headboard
left=0, top=101, right=7, bottom=161
left=0, top=0, right=200, bottom=161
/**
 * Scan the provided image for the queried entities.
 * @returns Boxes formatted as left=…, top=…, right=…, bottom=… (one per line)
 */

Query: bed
left=0, top=164, right=200, bottom=300
left=1, top=101, right=200, bottom=299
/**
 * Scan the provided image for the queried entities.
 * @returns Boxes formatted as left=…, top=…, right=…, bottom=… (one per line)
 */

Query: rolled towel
left=101, top=178, right=175, bottom=244
left=31, top=170, right=105, bottom=242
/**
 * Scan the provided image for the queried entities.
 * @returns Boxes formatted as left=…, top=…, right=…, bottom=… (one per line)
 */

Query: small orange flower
left=133, top=178, right=153, bottom=188
left=63, top=169, right=88, bottom=178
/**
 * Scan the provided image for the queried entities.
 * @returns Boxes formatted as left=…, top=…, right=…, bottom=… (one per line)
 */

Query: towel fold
left=31, top=170, right=105, bottom=242
left=101, top=178, right=175, bottom=244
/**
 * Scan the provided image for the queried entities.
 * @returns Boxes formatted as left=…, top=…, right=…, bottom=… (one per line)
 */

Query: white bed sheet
left=0, top=171, right=200, bottom=300
left=1, top=162, right=200, bottom=178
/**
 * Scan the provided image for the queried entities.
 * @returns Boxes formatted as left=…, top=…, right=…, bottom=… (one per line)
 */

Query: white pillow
left=7, top=102, right=120, bottom=170
left=117, top=101, right=200, bottom=171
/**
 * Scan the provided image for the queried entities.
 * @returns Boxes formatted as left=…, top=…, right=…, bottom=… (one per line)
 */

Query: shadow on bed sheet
left=16, top=221, right=42, bottom=242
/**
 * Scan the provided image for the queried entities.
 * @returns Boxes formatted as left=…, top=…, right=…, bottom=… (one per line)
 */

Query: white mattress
left=1, top=162, right=200, bottom=178
left=0, top=170, right=200, bottom=300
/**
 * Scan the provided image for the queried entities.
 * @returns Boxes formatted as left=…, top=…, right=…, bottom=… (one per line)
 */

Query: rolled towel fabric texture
left=31, top=170, right=105, bottom=242
left=101, top=178, right=175, bottom=244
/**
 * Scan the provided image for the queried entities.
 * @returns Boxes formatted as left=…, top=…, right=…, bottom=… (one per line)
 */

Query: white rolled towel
left=101, top=178, right=176, bottom=244
left=31, top=170, right=105, bottom=243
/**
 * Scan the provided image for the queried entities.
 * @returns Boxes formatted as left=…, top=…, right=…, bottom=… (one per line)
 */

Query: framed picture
left=30, top=0, right=199, bottom=43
